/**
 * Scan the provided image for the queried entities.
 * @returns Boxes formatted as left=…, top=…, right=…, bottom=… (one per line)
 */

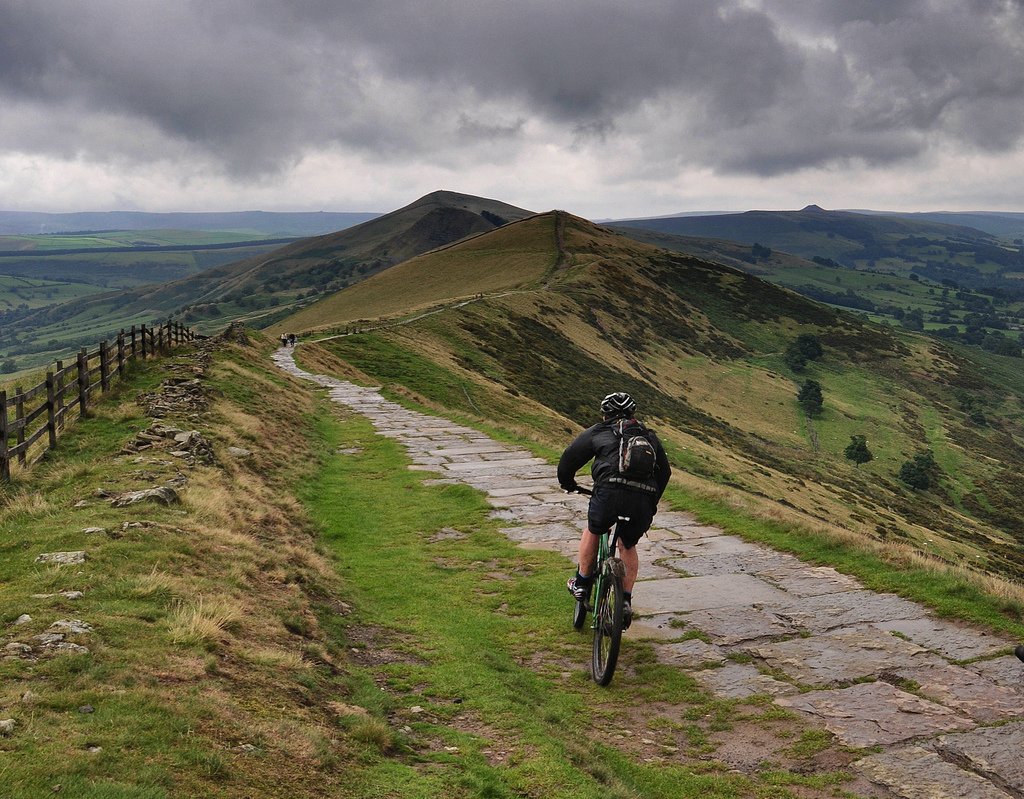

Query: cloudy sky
left=2, top=0, right=1023, bottom=219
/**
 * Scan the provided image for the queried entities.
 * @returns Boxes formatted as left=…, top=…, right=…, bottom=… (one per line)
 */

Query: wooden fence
left=0, top=320, right=197, bottom=480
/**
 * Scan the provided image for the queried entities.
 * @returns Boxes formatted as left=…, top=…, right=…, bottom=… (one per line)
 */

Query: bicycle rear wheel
left=592, top=559, right=624, bottom=686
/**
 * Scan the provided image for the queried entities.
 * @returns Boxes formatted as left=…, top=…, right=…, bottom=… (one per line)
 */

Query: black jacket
left=557, top=418, right=671, bottom=500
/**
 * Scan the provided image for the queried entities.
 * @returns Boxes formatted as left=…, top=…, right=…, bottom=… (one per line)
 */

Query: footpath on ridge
left=273, top=346, right=1024, bottom=799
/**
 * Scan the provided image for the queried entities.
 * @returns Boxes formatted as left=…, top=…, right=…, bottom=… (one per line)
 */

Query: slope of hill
left=860, top=210, right=1024, bottom=242
left=2, top=192, right=533, bottom=372
left=0, top=210, right=381, bottom=237
left=611, top=206, right=1024, bottom=292
left=282, top=211, right=1024, bottom=586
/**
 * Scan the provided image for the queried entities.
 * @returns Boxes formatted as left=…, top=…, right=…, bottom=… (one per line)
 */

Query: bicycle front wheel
left=592, top=560, right=624, bottom=686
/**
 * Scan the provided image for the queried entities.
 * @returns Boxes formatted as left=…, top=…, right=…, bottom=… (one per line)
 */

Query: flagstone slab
left=500, top=523, right=580, bottom=543
left=750, top=628, right=942, bottom=686
left=623, top=616, right=682, bottom=640
left=462, top=475, right=558, bottom=491
left=442, top=458, right=547, bottom=472
left=490, top=505, right=577, bottom=524
left=428, top=444, right=514, bottom=456
left=966, top=655, right=1024, bottom=693
left=756, top=565, right=863, bottom=597
left=674, top=605, right=799, bottom=646
left=889, top=663, right=1024, bottom=723
left=776, top=682, right=975, bottom=747
left=652, top=520, right=726, bottom=539
left=661, top=536, right=763, bottom=556
left=764, top=590, right=929, bottom=634
left=656, top=639, right=727, bottom=667
left=645, top=528, right=682, bottom=542
left=664, top=550, right=799, bottom=577
left=633, top=574, right=791, bottom=614
left=854, top=746, right=1009, bottom=799
left=486, top=485, right=557, bottom=497
left=870, top=617, right=1012, bottom=661
left=694, top=661, right=799, bottom=700
left=936, top=723, right=1024, bottom=796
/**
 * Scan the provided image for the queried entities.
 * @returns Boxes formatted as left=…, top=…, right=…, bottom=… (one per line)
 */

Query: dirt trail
left=274, top=346, right=1024, bottom=798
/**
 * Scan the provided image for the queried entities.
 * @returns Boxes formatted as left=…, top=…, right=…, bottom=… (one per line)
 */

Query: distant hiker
left=288, top=333, right=296, bottom=346
left=558, top=392, right=671, bottom=628
left=280, top=334, right=288, bottom=347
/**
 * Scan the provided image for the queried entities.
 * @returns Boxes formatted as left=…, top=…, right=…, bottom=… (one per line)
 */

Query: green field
left=0, top=229, right=277, bottom=252
left=0, top=275, right=106, bottom=312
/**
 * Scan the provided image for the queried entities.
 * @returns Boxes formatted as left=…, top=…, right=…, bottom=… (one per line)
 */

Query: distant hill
left=281, top=211, right=1024, bottom=583
left=0, top=210, right=381, bottom=237
left=610, top=206, right=1024, bottom=293
left=2, top=191, right=533, bottom=370
left=858, top=211, right=1024, bottom=242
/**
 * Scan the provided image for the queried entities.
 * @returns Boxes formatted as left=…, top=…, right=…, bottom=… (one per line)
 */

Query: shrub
left=798, top=380, right=823, bottom=416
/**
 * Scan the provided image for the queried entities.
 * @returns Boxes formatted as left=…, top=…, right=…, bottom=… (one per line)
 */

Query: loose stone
left=35, top=551, right=87, bottom=565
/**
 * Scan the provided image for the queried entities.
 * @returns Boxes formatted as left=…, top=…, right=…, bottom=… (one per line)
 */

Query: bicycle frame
left=568, top=485, right=627, bottom=685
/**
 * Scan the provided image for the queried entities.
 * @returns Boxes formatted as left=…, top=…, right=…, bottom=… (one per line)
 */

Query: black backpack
left=613, top=419, right=658, bottom=480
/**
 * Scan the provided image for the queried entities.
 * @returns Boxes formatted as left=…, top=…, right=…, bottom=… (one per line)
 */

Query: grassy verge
left=0, top=335, right=356, bottom=797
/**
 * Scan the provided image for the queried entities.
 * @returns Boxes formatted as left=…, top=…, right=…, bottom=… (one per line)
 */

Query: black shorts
left=587, top=484, right=657, bottom=549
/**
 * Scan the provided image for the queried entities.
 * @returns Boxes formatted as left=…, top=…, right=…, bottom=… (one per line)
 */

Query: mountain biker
left=558, top=392, right=671, bottom=628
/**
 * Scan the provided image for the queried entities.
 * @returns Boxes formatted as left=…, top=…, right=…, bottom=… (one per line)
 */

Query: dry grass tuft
left=0, top=489, right=59, bottom=520
left=128, top=567, right=188, bottom=601
left=244, top=646, right=309, bottom=670
left=168, top=594, right=245, bottom=647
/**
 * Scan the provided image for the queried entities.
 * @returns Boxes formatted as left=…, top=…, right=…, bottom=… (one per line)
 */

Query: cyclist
left=558, top=392, right=671, bottom=627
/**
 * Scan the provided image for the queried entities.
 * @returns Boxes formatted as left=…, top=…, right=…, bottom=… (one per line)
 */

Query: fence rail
left=1, top=320, right=196, bottom=480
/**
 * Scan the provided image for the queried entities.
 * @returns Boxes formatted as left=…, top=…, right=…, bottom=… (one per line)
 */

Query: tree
left=784, top=348, right=807, bottom=372
left=844, top=435, right=873, bottom=467
left=795, top=333, right=824, bottom=360
left=797, top=379, right=823, bottom=416
left=899, top=451, right=936, bottom=490
left=899, top=460, right=930, bottom=490
left=0, top=359, right=15, bottom=374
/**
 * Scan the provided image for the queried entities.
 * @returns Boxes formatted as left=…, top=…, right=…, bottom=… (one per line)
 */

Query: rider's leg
left=577, top=528, right=599, bottom=577
left=618, top=543, right=639, bottom=592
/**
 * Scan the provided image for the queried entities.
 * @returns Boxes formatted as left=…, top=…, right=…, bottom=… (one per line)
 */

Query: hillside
left=2, top=191, right=533, bottom=373
left=611, top=206, right=1024, bottom=292
left=0, top=210, right=381, bottom=237
left=283, top=211, right=1024, bottom=586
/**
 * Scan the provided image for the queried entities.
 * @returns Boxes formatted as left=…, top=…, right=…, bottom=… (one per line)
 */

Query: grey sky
left=1, top=0, right=1022, bottom=218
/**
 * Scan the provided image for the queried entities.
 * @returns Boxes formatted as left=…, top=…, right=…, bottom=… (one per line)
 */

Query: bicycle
left=568, top=486, right=628, bottom=686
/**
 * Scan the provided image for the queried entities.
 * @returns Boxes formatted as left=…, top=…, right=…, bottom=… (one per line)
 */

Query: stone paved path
left=273, top=347, right=1024, bottom=798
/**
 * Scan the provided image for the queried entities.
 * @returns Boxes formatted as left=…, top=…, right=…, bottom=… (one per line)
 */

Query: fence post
left=55, top=361, right=65, bottom=431
left=77, top=348, right=89, bottom=418
left=100, top=341, right=110, bottom=393
left=15, top=386, right=25, bottom=465
left=130, top=326, right=138, bottom=360
left=0, top=390, right=7, bottom=481
left=46, top=373, right=58, bottom=450
left=117, top=331, right=125, bottom=379
left=141, top=324, right=148, bottom=359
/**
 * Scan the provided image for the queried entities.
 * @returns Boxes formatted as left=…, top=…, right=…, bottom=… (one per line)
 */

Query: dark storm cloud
left=1, top=0, right=1022, bottom=178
